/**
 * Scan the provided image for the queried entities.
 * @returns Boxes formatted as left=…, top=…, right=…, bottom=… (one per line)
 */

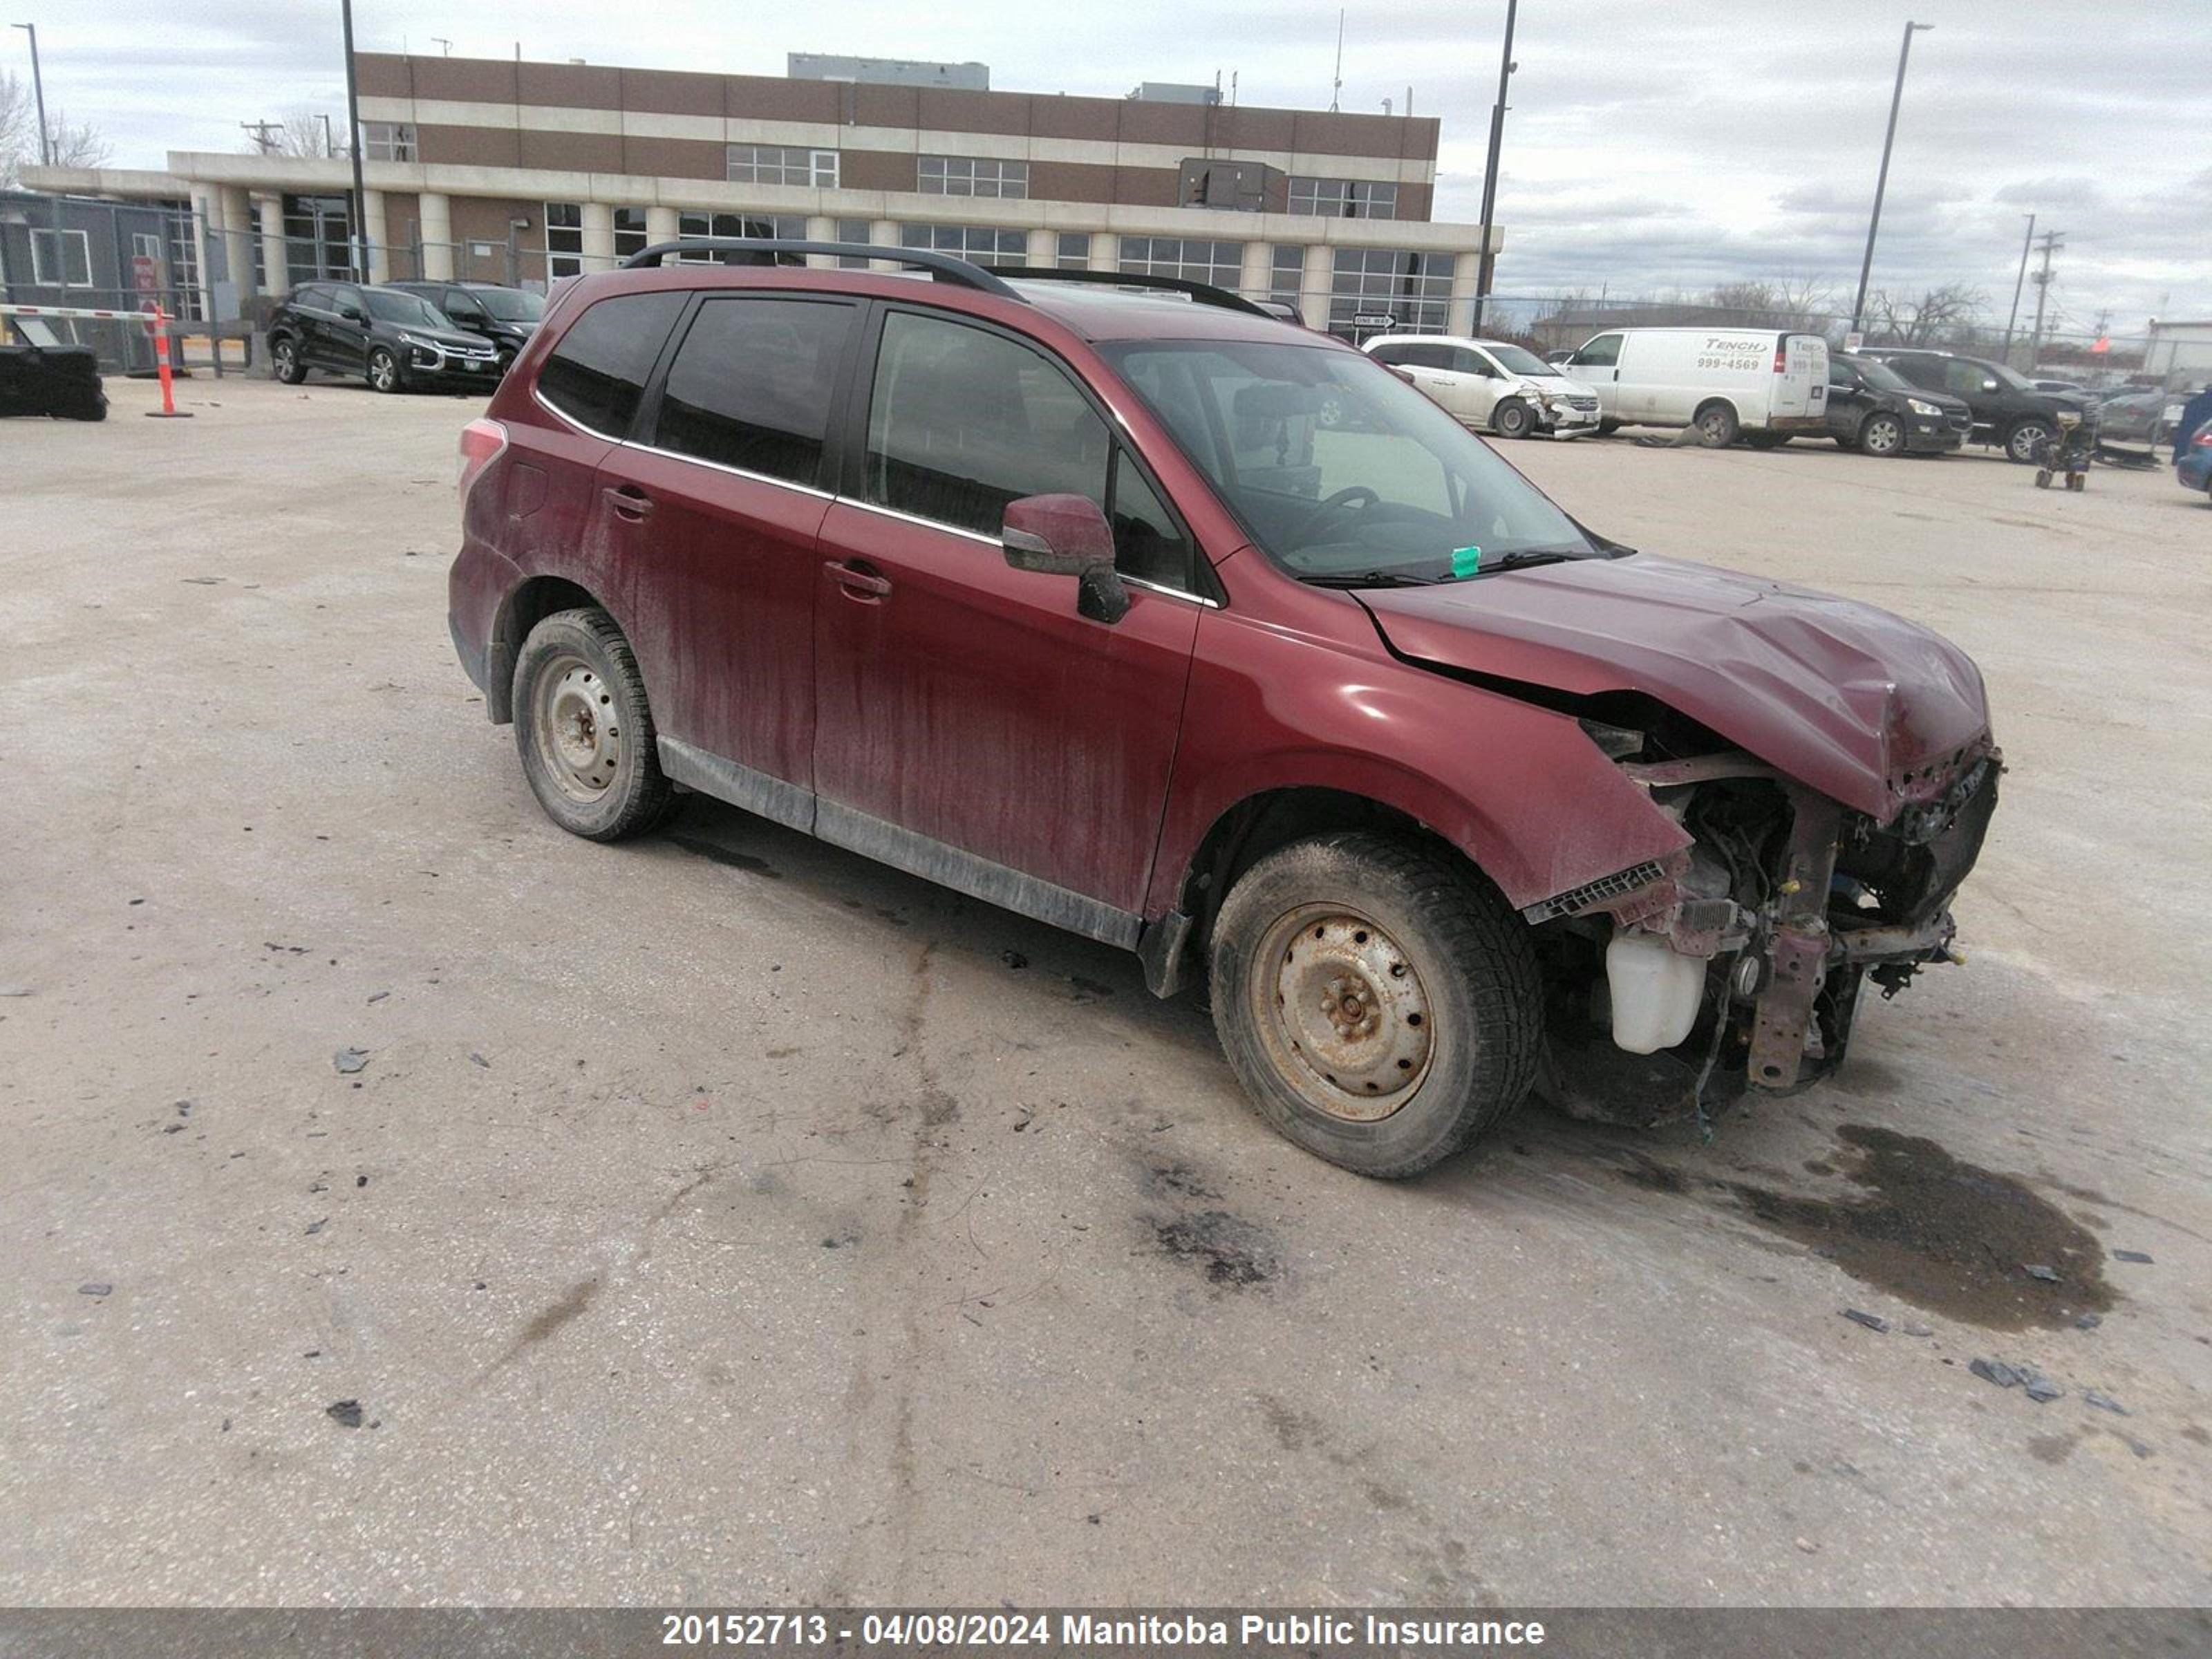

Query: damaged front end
left=1526, top=722, right=2000, bottom=1127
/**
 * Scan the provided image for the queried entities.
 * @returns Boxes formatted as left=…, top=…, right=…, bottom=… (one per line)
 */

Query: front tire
left=2006, top=419, right=2054, bottom=464
left=1492, top=398, right=1534, bottom=440
left=1208, top=832, right=1542, bottom=1178
left=367, top=347, right=400, bottom=394
left=1859, top=412, right=1905, bottom=456
left=1694, top=401, right=1740, bottom=447
left=512, top=608, right=682, bottom=842
left=271, top=336, right=307, bottom=385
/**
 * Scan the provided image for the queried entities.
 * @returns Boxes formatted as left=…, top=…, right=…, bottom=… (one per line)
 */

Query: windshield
left=1486, top=342, right=1558, bottom=377
left=366, top=290, right=449, bottom=328
left=1102, top=339, right=1598, bottom=583
left=1850, top=357, right=1914, bottom=395
left=471, top=287, right=545, bottom=322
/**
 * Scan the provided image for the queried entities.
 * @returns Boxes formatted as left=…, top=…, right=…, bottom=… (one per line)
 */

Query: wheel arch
left=485, top=574, right=612, bottom=724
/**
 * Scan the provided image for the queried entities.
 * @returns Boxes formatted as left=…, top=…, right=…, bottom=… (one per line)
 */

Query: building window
left=898, top=223, right=1026, bottom=267
left=158, top=204, right=203, bottom=319
left=613, top=207, right=648, bottom=263
left=675, top=211, right=807, bottom=260
left=280, top=194, right=355, bottom=284
left=30, top=227, right=93, bottom=288
left=1289, top=176, right=1399, bottom=220
left=546, top=202, right=583, bottom=279
left=837, top=218, right=874, bottom=268
left=726, top=144, right=838, bottom=188
left=917, top=155, right=1029, bottom=200
left=1328, top=247, right=1454, bottom=337
left=1056, top=232, right=1090, bottom=270
left=362, top=122, right=417, bottom=162
left=1269, top=245, right=1306, bottom=311
left=1118, top=236, right=1244, bottom=293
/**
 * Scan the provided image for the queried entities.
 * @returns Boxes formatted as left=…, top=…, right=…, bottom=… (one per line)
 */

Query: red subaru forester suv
left=449, top=240, right=1998, bottom=1177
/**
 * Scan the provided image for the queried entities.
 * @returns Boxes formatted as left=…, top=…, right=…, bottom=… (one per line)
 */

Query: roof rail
left=988, top=266, right=1274, bottom=319
left=619, top=238, right=1021, bottom=299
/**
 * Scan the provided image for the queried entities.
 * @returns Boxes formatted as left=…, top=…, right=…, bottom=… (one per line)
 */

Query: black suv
left=387, top=280, right=545, bottom=374
left=268, top=283, right=500, bottom=393
left=1826, top=353, right=1969, bottom=457
left=1859, top=348, right=2090, bottom=464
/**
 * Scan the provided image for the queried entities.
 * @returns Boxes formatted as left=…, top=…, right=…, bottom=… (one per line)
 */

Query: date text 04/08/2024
left=659, top=1612, right=1548, bottom=1647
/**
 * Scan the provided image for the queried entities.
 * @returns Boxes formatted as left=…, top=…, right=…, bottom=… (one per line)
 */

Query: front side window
left=362, top=122, right=417, bottom=162
left=897, top=223, right=1026, bottom=268
left=1118, top=237, right=1244, bottom=293
left=545, top=202, right=583, bottom=279
left=536, top=291, right=686, bottom=436
left=1288, top=177, right=1399, bottom=219
left=725, top=145, right=839, bottom=188
left=861, top=311, right=1191, bottom=585
left=917, top=156, right=1029, bottom=199
left=653, top=297, right=854, bottom=487
left=1571, top=332, right=1622, bottom=368
left=1103, top=338, right=1593, bottom=584
left=30, top=227, right=92, bottom=288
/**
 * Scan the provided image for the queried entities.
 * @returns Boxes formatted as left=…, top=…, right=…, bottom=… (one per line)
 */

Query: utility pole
left=1850, top=21, right=1933, bottom=335
left=341, top=0, right=370, bottom=281
left=1329, top=10, right=1344, bottom=113
left=320, top=112, right=335, bottom=157
left=2027, top=229, right=2063, bottom=369
left=2000, top=212, right=2035, bottom=365
left=240, top=120, right=283, bottom=154
left=10, top=22, right=49, bottom=164
left=1470, top=0, right=1519, bottom=335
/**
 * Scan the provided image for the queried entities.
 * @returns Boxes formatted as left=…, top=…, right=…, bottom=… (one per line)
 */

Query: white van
left=1362, top=335, right=1603, bottom=439
left=1556, top=328, right=1830, bottom=446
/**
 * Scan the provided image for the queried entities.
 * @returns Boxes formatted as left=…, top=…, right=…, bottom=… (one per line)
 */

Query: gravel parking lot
left=3, top=375, right=2208, bottom=1606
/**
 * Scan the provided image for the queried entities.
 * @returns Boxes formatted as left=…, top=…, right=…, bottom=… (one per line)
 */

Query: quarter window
left=653, top=298, right=854, bottom=487
left=536, top=292, right=686, bottom=436
left=917, top=156, right=1029, bottom=199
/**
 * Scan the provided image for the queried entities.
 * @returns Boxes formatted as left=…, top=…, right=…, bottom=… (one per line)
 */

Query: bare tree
left=244, top=110, right=344, bottom=158
left=1865, top=283, right=1985, bottom=346
left=1, top=72, right=111, bottom=183
left=46, top=113, right=111, bottom=170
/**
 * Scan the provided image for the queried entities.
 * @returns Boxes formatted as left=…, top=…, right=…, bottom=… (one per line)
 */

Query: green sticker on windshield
left=1450, top=545, right=1483, bottom=579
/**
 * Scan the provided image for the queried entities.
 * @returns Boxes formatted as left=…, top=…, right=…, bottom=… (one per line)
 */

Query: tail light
left=2195, top=429, right=2212, bottom=449
left=1773, top=344, right=1789, bottom=374
left=456, top=418, right=508, bottom=505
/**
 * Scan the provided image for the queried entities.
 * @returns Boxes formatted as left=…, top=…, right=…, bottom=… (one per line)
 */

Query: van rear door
left=1772, top=334, right=1829, bottom=425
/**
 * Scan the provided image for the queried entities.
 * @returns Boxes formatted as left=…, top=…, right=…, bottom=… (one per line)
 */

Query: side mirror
left=339, top=305, right=364, bottom=322
left=1983, top=378, right=2000, bottom=393
left=1002, top=494, right=1128, bottom=625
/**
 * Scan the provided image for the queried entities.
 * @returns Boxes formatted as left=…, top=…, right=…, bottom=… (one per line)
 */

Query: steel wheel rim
left=1251, top=904, right=1435, bottom=1122
left=1865, top=416, right=1901, bottom=454
left=1700, top=410, right=1732, bottom=442
left=532, top=654, right=621, bottom=805
left=1498, top=405, right=1527, bottom=436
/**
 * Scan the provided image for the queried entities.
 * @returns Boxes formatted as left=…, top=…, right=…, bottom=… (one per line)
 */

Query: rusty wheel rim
left=532, top=654, right=620, bottom=805
left=1252, top=905, right=1434, bottom=1123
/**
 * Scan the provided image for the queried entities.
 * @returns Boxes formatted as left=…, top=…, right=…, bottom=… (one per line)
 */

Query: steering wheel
left=1294, top=485, right=1382, bottom=544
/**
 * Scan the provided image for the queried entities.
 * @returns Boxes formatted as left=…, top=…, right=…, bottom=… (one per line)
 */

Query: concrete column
left=419, top=192, right=455, bottom=280
left=187, top=187, right=221, bottom=319
left=804, top=213, right=836, bottom=270
left=647, top=204, right=681, bottom=247
left=256, top=193, right=285, bottom=294
left=1300, top=242, right=1335, bottom=331
left=1089, top=232, right=1118, bottom=272
left=361, top=189, right=390, bottom=285
left=214, top=185, right=254, bottom=306
left=1448, top=249, right=1483, bottom=338
left=579, top=201, right=615, bottom=274
left=1238, top=241, right=1272, bottom=305
left=869, top=217, right=899, bottom=273
left=1026, top=227, right=1056, bottom=268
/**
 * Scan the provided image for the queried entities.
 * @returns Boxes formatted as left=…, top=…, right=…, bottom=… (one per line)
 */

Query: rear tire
left=1694, top=401, right=1740, bottom=447
left=1492, top=398, right=1534, bottom=440
left=271, top=337, right=306, bottom=385
left=1208, top=832, right=1542, bottom=1178
left=512, top=608, right=683, bottom=842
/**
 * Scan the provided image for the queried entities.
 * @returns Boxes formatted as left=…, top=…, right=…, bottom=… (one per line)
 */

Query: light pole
left=10, top=21, right=49, bottom=165
left=340, top=0, right=369, bottom=280
left=1849, top=20, right=1932, bottom=337
left=1470, top=0, right=1519, bottom=335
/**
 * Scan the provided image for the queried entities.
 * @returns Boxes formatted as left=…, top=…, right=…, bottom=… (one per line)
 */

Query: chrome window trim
left=531, top=383, right=628, bottom=445
left=839, top=496, right=1000, bottom=547
left=615, top=436, right=837, bottom=503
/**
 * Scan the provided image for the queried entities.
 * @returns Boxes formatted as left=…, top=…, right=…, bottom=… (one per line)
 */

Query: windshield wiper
left=1298, top=571, right=1444, bottom=590
left=1469, top=550, right=1575, bottom=574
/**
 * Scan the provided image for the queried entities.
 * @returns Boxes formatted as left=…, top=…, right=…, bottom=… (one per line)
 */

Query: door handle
left=826, top=559, right=892, bottom=600
left=603, top=485, right=653, bottom=522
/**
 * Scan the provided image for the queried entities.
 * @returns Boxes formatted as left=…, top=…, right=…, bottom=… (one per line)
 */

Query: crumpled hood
left=1360, top=553, right=1992, bottom=823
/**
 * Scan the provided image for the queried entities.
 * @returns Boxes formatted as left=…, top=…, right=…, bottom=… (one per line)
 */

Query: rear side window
left=653, top=297, right=854, bottom=487
left=1942, top=359, right=1986, bottom=396
left=538, top=292, right=686, bottom=436
left=864, top=311, right=1109, bottom=536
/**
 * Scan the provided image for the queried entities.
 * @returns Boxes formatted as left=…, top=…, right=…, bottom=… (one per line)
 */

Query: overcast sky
left=18, top=0, right=2208, bottom=335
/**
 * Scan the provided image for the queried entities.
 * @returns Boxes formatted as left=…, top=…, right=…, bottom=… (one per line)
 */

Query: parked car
left=387, top=279, right=546, bottom=373
left=1362, top=335, right=1602, bottom=439
left=2179, top=424, right=2212, bottom=499
left=269, top=283, right=501, bottom=392
left=1553, top=326, right=1830, bottom=446
left=2030, top=378, right=2086, bottom=395
left=2093, top=386, right=2182, bottom=458
left=448, top=241, right=1999, bottom=1177
left=1826, top=353, right=1970, bottom=456
left=1857, top=348, right=2090, bottom=464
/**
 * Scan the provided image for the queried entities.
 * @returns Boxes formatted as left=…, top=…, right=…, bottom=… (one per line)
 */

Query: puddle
left=1722, top=1125, right=2115, bottom=1332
